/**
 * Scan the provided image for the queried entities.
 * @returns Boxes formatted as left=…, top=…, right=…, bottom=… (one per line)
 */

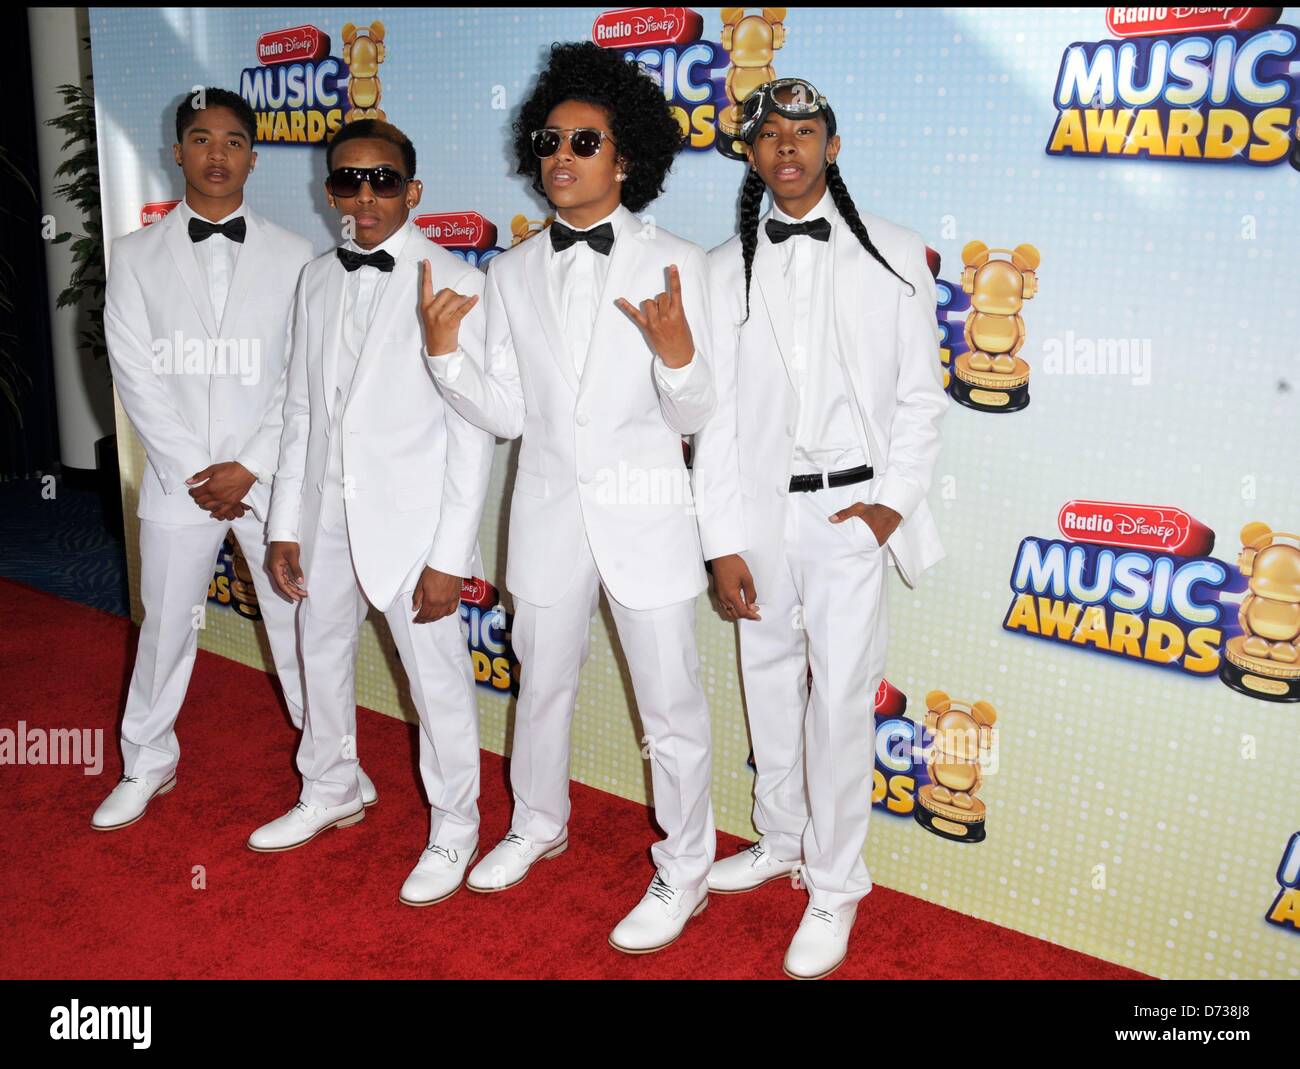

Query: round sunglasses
left=326, top=165, right=410, bottom=199
left=531, top=127, right=615, bottom=159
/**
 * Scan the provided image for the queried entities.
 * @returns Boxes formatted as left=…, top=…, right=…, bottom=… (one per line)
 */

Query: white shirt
left=767, top=189, right=867, bottom=476
left=178, top=199, right=244, bottom=329
left=545, top=206, right=620, bottom=378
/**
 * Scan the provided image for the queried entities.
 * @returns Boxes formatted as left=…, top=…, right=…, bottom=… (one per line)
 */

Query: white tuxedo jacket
left=268, top=223, right=494, bottom=612
left=104, top=205, right=313, bottom=525
left=431, top=205, right=716, bottom=611
left=694, top=207, right=948, bottom=593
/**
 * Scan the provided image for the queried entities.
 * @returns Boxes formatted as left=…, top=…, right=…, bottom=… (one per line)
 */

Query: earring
left=616, top=172, right=626, bottom=182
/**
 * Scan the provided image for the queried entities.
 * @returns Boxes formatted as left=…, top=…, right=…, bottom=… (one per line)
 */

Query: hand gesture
left=615, top=264, right=694, bottom=368
left=420, top=259, right=479, bottom=357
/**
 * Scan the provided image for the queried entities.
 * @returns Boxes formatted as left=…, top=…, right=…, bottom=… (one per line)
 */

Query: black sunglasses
left=327, top=165, right=410, bottom=198
left=530, top=127, right=615, bottom=159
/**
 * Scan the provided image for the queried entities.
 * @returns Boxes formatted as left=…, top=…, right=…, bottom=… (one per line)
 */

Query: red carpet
left=0, top=578, right=1146, bottom=979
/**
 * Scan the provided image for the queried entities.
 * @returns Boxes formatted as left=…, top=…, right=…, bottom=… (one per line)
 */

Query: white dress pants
left=295, top=516, right=480, bottom=848
left=508, top=533, right=716, bottom=890
left=737, top=479, right=890, bottom=911
left=121, top=510, right=305, bottom=782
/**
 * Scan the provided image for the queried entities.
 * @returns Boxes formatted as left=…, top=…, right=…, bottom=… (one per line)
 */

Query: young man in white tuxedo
left=94, top=89, right=380, bottom=830
left=695, top=80, right=948, bottom=978
left=425, top=42, right=718, bottom=953
left=249, top=121, right=494, bottom=908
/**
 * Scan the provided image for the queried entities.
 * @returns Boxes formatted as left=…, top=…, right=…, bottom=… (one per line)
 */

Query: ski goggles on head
left=531, top=127, right=615, bottom=159
left=739, top=78, right=837, bottom=143
left=326, top=166, right=410, bottom=198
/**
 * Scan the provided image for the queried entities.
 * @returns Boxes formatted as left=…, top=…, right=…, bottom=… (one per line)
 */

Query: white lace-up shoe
left=247, top=798, right=365, bottom=852
left=608, top=872, right=709, bottom=954
left=466, top=829, right=568, bottom=893
left=399, top=841, right=479, bottom=906
left=707, top=840, right=800, bottom=894
left=783, top=902, right=858, bottom=979
left=90, top=771, right=177, bottom=831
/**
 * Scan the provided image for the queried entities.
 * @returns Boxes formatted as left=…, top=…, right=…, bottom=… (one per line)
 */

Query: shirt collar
left=554, top=204, right=625, bottom=239
left=768, top=186, right=837, bottom=229
left=179, top=198, right=247, bottom=227
left=344, top=220, right=412, bottom=259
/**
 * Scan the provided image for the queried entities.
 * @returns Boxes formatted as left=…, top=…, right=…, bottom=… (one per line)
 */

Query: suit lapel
left=578, top=207, right=644, bottom=399
left=523, top=229, right=578, bottom=392
left=162, top=208, right=218, bottom=338
left=752, top=221, right=798, bottom=394
left=217, top=207, right=261, bottom=335
left=828, top=216, right=886, bottom=475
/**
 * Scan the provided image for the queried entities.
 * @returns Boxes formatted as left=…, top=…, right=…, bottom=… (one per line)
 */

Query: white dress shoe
left=398, top=841, right=479, bottom=907
left=357, top=766, right=378, bottom=808
left=608, top=872, right=709, bottom=954
left=90, top=771, right=177, bottom=831
left=466, top=829, right=568, bottom=893
left=783, top=903, right=859, bottom=979
left=247, top=798, right=365, bottom=852
left=707, top=841, right=800, bottom=894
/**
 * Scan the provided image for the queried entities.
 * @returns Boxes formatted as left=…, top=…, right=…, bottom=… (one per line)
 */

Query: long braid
left=738, top=166, right=767, bottom=322
left=825, top=162, right=916, bottom=297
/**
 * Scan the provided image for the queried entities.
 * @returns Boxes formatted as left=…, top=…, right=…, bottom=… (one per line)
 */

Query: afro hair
left=513, top=41, right=685, bottom=213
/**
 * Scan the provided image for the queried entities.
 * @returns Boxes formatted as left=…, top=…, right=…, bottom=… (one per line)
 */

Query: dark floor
left=0, top=476, right=129, bottom=616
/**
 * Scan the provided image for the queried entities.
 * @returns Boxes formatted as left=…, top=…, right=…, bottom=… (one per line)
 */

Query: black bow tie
left=188, top=216, right=247, bottom=244
left=549, top=221, right=615, bottom=256
left=336, top=247, right=396, bottom=273
left=766, top=217, right=831, bottom=244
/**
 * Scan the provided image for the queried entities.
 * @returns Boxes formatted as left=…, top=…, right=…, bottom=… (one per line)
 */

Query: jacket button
left=579, top=472, right=592, bottom=485
left=576, top=413, right=590, bottom=426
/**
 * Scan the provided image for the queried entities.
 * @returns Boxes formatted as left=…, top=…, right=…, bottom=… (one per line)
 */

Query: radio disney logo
left=140, top=200, right=180, bottom=227
left=50, top=1000, right=151, bottom=1049
left=1105, top=7, right=1281, bottom=38
left=1057, top=499, right=1214, bottom=556
left=593, top=7, right=702, bottom=48
left=414, top=212, right=503, bottom=269
left=257, top=24, right=329, bottom=64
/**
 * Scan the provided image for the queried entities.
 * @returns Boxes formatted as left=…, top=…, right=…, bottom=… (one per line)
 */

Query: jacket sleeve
left=426, top=260, right=525, bottom=441
left=874, top=233, right=949, bottom=523
left=652, top=245, right=716, bottom=435
left=103, top=244, right=211, bottom=495
left=689, top=249, right=748, bottom=561
left=266, top=273, right=311, bottom=543
left=426, top=266, right=494, bottom=577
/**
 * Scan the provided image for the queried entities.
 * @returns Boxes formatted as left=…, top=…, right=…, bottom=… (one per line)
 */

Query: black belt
left=788, top=463, right=874, bottom=493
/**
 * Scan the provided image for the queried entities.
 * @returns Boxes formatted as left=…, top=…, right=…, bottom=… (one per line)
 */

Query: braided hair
left=738, top=160, right=915, bottom=321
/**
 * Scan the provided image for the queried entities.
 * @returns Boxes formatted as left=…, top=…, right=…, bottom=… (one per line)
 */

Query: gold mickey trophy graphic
left=715, top=7, right=787, bottom=160
left=225, top=534, right=262, bottom=620
left=952, top=240, right=1040, bottom=413
left=915, top=691, right=999, bottom=843
left=1221, top=522, right=1300, bottom=703
left=342, top=20, right=386, bottom=121
left=509, top=213, right=553, bottom=246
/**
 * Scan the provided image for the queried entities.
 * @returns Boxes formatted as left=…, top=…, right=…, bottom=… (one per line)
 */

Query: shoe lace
left=810, top=907, right=836, bottom=926
left=647, top=873, right=678, bottom=905
left=503, top=832, right=529, bottom=849
left=424, top=843, right=459, bottom=864
left=745, top=841, right=766, bottom=863
left=119, top=775, right=139, bottom=785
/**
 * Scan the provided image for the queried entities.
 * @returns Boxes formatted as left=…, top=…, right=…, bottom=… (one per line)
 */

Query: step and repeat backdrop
left=89, top=6, right=1299, bottom=979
